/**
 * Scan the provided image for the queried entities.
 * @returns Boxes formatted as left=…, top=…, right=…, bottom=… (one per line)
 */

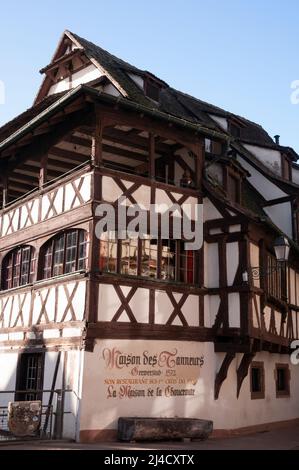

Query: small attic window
left=230, top=122, right=241, bottom=138
left=144, top=79, right=160, bottom=102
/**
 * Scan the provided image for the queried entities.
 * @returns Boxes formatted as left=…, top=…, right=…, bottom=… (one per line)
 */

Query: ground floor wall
left=79, top=339, right=299, bottom=441
left=0, top=348, right=84, bottom=440
left=1, top=339, right=298, bottom=442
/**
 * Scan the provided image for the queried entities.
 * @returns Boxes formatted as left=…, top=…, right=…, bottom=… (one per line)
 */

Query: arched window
left=2, top=246, right=35, bottom=290
left=41, top=229, right=88, bottom=279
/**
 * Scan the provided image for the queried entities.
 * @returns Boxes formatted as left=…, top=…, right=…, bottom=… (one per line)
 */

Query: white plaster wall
left=0, top=353, right=18, bottom=407
left=226, top=242, right=239, bottom=286
left=42, top=350, right=83, bottom=440
left=244, top=144, right=282, bottom=176
left=103, top=83, right=121, bottom=97
left=203, top=197, right=223, bottom=221
left=228, top=293, right=240, bottom=327
left=264, top=202, right=293, bottom=238
left=79, top=341, right=299, bottom=433
left=204, top=295, right=221, bottom=327
left=128, top=73, right=144, bottom=89
left=237, top=155, right=286, bottom=199
left=0, top=348, right=83, bottom=440
left=206, top=163, right=223, bottom=185
left=204, top=242, right=219, bottom=288
left=48, top=65, right=102, bottom=95
left=209, top=115, right=228, bottom=131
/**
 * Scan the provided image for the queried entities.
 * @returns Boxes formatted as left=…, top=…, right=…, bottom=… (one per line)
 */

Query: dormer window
left=281, top=154, right=292, bottom=181
left=230, top=122, right=241, bottom=138
left=227, top=172, right=240, bottom=203
left=144, top=78, right=161, bottom=102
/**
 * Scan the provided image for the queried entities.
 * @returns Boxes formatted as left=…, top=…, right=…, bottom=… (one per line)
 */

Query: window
left=205, top=139, right=222, bottom=155
left=144, top=80, right=160, bottom=101
left=121, top=238, right=138, bottom=276
left=266, top=253, right=287, bottom=300
left=230, top=122, right=241, bottom=138
left=281, top=155, right=292, bottom=181
left=2, top=246, right=35, bottom=290
left=141, top=239, right=158, bottom=278
left=99, top=232, right=118, bottom=273
left=161, top=240, right=176, bottom=280
left=15, top=353, right=44, bottom=401
left=41, top=229, right=88, bottom=279
left=98, top=234, right=197, bottom=284
left=250, top=362, right=265, bottom=399
left=275, top=364, right=290, bottom=397
left=227, top=173, right=240, bottom=203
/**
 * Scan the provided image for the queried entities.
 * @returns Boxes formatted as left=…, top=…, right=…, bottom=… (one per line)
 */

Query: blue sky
left=1, top=0, right=299, bottom=152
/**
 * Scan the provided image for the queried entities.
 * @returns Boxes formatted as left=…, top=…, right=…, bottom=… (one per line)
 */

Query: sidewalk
left=1, top=423, right=299, bottom=450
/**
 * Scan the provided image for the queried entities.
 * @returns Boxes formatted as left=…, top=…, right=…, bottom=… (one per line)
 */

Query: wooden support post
left=214, top=352, right=235, bottom=400
left=149, top=133, right=155, bottom=180
left=39, top=154, right=48, bottom=189
left=236, top=352, right=255, bottom=398
left=91, top=106, right=103, bottom=167
left=194, top=138, right=204, bottom=189
left=2, top=174, right=8, bottom=208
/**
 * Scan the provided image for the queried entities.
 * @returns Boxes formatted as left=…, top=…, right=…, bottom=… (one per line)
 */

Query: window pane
left=227, top=174, right=239, bottom=202
left=161, top=240, right=176, bottom=280
left=251, top=368, right=261, bottom=393
left=78, top=231, right=88, bottom=270
left=53, top=234, right=65, bottom=277
left=13, top=249, right=21, bottom=287
left=277, top=368, right=286, bottom=391
left=65, top=231, right=78, bottom=274
left=43, top=243, right=53, bottom=279
left=99, top=232, right=117, bottom=273
left=20, top=247, right=31, bottom=286
left=2, top=253, right=13, bottom=290
left=121, top=239, right=138, bottom=276
left=141, top=239, right=158, bottom=278
left=180, top=248, right=194, bottom=284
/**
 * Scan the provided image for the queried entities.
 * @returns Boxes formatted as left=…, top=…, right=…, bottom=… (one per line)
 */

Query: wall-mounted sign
left=101, top=343, right=204, bottom=400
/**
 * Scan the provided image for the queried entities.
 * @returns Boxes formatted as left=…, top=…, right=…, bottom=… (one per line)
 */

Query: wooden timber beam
left=236, top=352, right=255, bottom=398
left=214, top=352, right=236, bottom=400
left=1, top=174, right=8, bottom=208
left=39, top=154, right=48, bottom=189
left=15, top=164, right=60, bottom=179
left=67, top=134, right=148, bottom=163
left=102, top=127, right=171, bottom=154
left=3, top=108, right=92, bottom=172
left=49, top=146, right=89, bottom=164
left=149, top=133, right=155, bottom=179
left=91, top=106, right=103, bottom=167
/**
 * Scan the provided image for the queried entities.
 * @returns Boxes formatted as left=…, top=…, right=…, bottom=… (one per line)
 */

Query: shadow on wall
left=0, top=328, right=82, bottom=440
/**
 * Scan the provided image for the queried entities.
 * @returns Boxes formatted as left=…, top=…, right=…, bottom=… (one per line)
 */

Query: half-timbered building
left=0, top=31, right=299, bottom=441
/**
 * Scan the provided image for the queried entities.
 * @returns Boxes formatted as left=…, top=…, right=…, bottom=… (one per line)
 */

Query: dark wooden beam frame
left=214, top=352, right=236, bottom=399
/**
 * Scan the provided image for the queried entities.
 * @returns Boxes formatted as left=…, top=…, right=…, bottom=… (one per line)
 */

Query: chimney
left=274, top=135, right=280, bottom=145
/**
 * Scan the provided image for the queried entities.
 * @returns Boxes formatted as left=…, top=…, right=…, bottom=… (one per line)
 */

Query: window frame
left=224, top=167, right=242, bottom=204
left=99, top=234, right=198, bottom=285
left=41, top=229, right=88, bottom=280
left=265, top=251, right=287, bottom=301
left=1, top=245, right=35, bottom=291
left=281, top=154, right=292, bottom=181
left=275, top=363, right=290, bottom=398
left=15, top=352, right=45, bottom=402
left=250, top=361, right=265, bottom=400
left=144, top=78, right=161, bottom=102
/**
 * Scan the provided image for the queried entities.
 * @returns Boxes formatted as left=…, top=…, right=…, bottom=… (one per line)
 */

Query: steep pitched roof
left=67, top=32, right=294, bottom=152
left=0, top=92, right=67, bottom=143
left=1, top=30, right=298, bottom=163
